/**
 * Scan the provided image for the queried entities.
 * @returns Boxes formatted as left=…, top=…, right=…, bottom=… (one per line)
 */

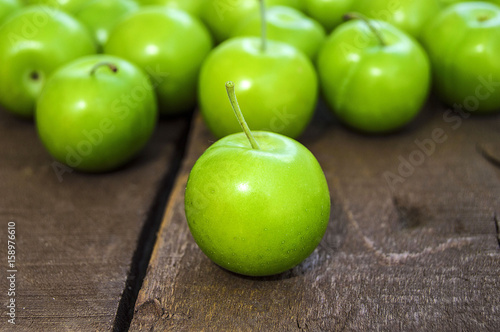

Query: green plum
left=36, top=55, right=158, bottom=172
left=104, top=6, right=213, bottom=116
left=0, top=5, right=96, bottom=118
left=22, top=0, right=86, bottom=14
left=0, top=0, right=21, bottom=26
left=317, top=15, right=431, bottom=133
left=353, top=0, right=442, bottom=40
left=75, top=0, right=139, bottom=52
left=274, top=0, right=305, bottom=11
left=232, top=5, right=326, bottom=60
left=304, top=0, right=354, bottom=32
left=439, top=0, right=500, bottom=6
left=199, top=37, right=318, bottom=139
left=421, top=2, right=500, bottom=114
left=202, top=0, right=304, bottom=43
left=136, top=0, right=205, bottom=17
left=185, top=82, right=330, bottom=277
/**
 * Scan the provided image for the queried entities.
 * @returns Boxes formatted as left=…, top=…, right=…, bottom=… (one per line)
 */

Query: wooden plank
left=131, top=100, right=500, bottom=331
left=0, top=109, right=190, bottom=331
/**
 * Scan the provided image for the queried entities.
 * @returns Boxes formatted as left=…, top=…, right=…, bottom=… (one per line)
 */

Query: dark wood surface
left=0, top=98, right=499, bottom=331
left=0, top=108, right=190, bottom=331
left=130, top=101, right=500, bottom=331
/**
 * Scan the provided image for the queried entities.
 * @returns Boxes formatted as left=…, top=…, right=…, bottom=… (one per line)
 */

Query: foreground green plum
left=185, top=82, right=330, bottom=277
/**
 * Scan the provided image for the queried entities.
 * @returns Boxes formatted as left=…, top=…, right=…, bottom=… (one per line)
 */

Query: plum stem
left=259, top=0, right=267, bottom=52
left=90, top=62, right=118, bottom=76
left=225, top=81, right=260, bottom=150
left=343, top=12, right=387, bottom=47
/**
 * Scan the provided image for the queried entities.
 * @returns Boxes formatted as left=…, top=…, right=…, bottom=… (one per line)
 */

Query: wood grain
left=0, top=109, right=190, bottom=331
left=130, top=100, right=500, bottom=331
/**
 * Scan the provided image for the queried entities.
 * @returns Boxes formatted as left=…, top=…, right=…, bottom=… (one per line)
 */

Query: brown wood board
left=0, top=108, right=190, bottom=331
left=130, top=101, right=500, bottom=331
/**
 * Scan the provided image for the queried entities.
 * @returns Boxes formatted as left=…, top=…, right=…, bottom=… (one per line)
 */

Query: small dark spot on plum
left=30, top=71, right=39, bottom=80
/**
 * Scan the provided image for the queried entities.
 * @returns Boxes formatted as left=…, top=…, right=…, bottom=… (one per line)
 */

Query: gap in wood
left=495, top=213, right=500, bottom=250
left=112, top=112, right=193, bottom=332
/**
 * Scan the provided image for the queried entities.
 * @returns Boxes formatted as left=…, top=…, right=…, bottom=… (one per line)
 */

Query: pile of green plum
left=1, top=0, right=499, bottom=277
left=0, top=0, right=499, bottom=172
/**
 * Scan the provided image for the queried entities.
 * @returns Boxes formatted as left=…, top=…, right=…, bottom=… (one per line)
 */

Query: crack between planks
left=112, top=113, right=193, bottom=332
left=495, top=213, right=500, bottom=250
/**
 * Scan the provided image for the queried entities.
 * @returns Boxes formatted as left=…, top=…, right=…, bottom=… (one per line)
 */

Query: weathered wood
left=131, top=100, right=500, bottom=331
left=0, top=109, right=190, bottom=331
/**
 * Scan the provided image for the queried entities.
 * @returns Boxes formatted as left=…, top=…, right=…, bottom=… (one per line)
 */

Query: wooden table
left=1, top=98, right=499, bottom=331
